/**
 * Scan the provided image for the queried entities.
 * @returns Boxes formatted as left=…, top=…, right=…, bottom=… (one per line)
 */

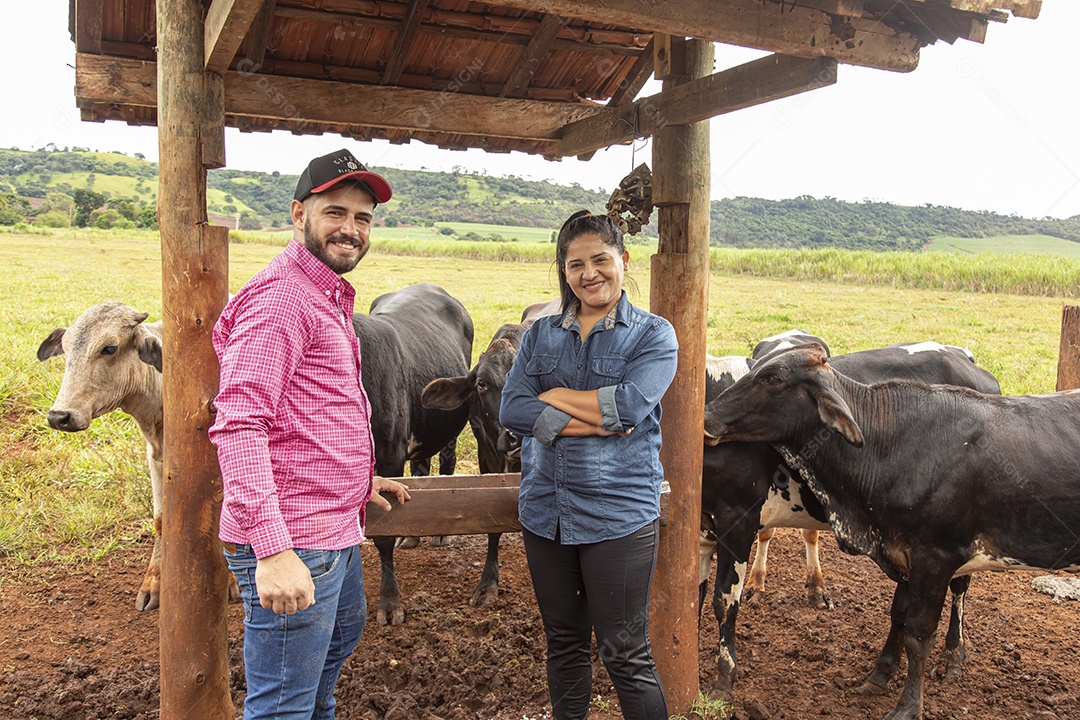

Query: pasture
left=2, top=229, right=1079, bottom=720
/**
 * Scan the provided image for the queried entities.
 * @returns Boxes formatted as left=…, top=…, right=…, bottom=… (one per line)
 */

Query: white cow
left=37, top=301, right=237, bottom=611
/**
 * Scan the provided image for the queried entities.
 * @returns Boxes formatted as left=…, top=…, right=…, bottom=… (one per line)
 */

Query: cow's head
left=422, top=325, right=525, bottom=473
left=750, top=329, right=830, bottom=367
left=38, top=301, right=163, bottom=432
left=704, top=343, right=863, bottom=448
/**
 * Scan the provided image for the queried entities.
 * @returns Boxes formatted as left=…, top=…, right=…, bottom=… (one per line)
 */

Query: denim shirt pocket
left=525, top=353, right=560, bottom=391
left=592, top=354, right=627, bottom=380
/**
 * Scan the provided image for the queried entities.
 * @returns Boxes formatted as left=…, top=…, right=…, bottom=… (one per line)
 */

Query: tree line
left=2, top=148, right=1078, bottom=250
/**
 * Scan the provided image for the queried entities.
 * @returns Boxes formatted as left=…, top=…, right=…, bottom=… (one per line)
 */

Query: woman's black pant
left=522, top=520, right=668, bottom=720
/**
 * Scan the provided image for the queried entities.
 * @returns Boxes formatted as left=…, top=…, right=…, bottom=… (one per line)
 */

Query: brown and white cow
left=38, top=301, right=167, bottom=611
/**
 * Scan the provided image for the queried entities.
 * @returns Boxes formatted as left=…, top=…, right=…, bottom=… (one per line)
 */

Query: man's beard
left=304, top=219, right=367, bottom=275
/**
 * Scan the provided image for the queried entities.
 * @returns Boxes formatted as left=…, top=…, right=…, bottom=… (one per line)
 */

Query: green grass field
left=0, top=229, right=1072, bottom=564
left=928, top=234, right=1080, bottom=259
left=432, top=221, right=555, bottom=243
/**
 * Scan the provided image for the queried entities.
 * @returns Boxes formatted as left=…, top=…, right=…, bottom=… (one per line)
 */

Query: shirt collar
left=559, top=292, right=628, bottom=332
left=285, top=238, right=351, bottom=296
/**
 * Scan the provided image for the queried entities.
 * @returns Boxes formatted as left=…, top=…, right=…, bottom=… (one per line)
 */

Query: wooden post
left=1057, top=305, right=1080, bottom=391
left=157, top=0, right=233, bottom=718
left=649, top=37, right=713, bottom=713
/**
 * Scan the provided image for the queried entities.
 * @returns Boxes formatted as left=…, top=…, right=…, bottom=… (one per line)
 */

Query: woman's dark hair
left=554, top=210, right=627, bottom=312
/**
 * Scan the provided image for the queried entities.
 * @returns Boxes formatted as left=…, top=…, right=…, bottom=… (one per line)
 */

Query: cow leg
left=469, top=532, right=502, bottom=607
left=802, top=530, right=832, bottom=609
left=884, top=565, right=953, bottom=720
left=931, top=575, right=970, bottom=684
left=374, top=535, right=405, bottom=626
left=743, top=528, right=774, bottom=604
left=429, top=440, right=456, bottom=546
left=858, top=581, right=908, bottom=694
left=698, top=531, right=717, bottom=618
left=711, top=546, right=749, bottom=695
left=136, top=515, right=162, bottom=611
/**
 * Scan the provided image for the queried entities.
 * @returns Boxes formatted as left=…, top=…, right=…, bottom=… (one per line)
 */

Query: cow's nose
left=48, top=410, right=76, bottom=431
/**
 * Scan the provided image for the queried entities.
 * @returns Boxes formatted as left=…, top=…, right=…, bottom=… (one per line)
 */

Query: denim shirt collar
left=558, top=292, right=629, bottom=333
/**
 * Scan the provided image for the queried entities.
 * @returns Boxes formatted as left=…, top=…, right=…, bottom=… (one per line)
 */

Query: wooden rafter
left=500, top=14, right=564, bottom=98
left=559, top=54, right=838, bottom=157
left=381, top=0, right=431, bottom=85
left=577, top=36, right=655, bottom=161
left=74, top=0, right=105, bottom=54
left=486, top=0, right=920, bottom=72
left=272, top=5, right=648, bottom=55
left=241, top=0, right=278, bottom=69
left=205, top=0, right=268, bottom=73
left=75, top=53, right=604, bottom=143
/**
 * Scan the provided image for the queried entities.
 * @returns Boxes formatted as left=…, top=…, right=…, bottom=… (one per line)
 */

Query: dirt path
left=3, top=531, right=1078, bottom=719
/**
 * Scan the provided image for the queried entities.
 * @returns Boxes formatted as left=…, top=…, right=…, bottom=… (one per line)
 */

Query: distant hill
left=3, top=147, right=1079, bottom=252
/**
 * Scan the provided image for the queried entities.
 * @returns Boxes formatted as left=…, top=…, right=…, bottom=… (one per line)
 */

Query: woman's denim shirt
left=499, top=293, right=679, bottom=544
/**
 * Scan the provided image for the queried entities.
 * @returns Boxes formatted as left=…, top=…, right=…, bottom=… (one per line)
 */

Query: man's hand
left=255, top=549, right=315, bottom=615
left=370, top=476, right=411, bottom=511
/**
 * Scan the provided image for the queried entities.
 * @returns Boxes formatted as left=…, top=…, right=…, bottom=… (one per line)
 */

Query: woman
left=500, top=211, right=678, bottom=720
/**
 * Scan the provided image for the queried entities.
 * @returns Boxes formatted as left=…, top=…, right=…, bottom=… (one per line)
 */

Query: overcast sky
left=10, top=1, right=1079, bottom=219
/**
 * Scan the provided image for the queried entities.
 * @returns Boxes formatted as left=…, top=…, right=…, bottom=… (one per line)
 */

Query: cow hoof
left=397, top=536, right=421, bottom=549
left=430, top=535, right=452, bottom=547
left=377, top=605, right=405, bottom=626
left=469, top=585, right=498, bottom=608
left=807, top=588, right=833, bottom=609
left=930, top=648, right=965, bottom=684
left=742, top=587, right=762, bottom=605
left=853, top=677, right=890, bottom=696
left=136, top=590, right=159, bottom=612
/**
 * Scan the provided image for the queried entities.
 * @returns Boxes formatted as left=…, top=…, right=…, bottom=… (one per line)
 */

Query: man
left=210, top=148, right=410, bottom=719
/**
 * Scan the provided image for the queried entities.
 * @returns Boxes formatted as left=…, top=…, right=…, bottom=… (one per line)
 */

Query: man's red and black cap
left=293, top=149, right=393, bottom=205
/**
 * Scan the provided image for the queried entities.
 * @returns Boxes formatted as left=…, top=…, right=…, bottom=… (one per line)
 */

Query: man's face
left=291, top=183, right=376, bottom=275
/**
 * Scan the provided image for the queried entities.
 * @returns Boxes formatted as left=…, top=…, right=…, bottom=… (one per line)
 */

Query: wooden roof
left=69, top=0, right=1041, bottom=160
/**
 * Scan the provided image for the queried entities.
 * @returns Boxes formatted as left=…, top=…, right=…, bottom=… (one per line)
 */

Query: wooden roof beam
left=500, top=14, right=565, bottom=98
left=487, top=0, right=919, bottom=72
left=577, top=36, right=656, bottom=161
left=74, top=0, right=104, bottom=54
left=381, top=0, right=432, bottom=85
left=241, top=0, right=278, bottom=68
left=205, top=0, right=269, bottom=74
left=273, top=5, right=647, bottom=54
left=558, top=54, right=837, bottom=158
left=75, top=53, right=604, bottom=143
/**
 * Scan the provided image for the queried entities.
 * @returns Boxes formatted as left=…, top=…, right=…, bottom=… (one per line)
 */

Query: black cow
left=703, top=343, right=1078, bottom=720
left=700, top=341, right=1000, bottom=694
left=420, top=299, right=560, bottom=607
left=353, top=283, right=473, bottom=626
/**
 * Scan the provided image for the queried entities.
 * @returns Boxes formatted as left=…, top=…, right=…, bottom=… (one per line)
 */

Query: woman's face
left=563, top=232, right=629, bottom=316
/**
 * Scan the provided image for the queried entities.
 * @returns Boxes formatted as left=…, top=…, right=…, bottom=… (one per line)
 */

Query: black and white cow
left=700, top=341, right=1000, bottom=694
left=703, top=343, right=1076, bottom=720
left=419, top=299, right=561, bottom=607
left=353, top=283, right=474, bottom=626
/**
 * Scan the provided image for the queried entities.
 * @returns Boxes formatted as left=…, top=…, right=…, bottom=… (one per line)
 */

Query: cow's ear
left=815, top=389, right=864, bottom=447
left=132, top=312, right=150, bottom=325
left=137, top=332, right=163, bottom=373
left=421, top=376, right=472, bottom=411
left=37, top=328, right=66, bottom=361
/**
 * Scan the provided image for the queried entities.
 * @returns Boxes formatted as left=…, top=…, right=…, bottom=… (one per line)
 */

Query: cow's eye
left=763, top=374, right=783, bottom=387
left=476, top=379, right=488, bottom=392
left=101, top=345, right=118, bottom=356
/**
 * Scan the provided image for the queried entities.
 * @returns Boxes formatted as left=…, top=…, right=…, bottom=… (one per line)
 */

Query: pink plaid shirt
left=210, top=239, right=375, bottom=558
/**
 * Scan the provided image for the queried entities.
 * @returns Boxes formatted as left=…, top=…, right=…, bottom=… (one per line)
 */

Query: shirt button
left=325, top=290, right=331, bottom=296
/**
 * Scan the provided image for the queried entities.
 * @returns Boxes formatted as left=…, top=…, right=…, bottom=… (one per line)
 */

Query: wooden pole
left=157, top=0, right=233, bottom=717
left=649, top=36, right=713, bottom=714
left=1057, top=305, right=1080, bottom=391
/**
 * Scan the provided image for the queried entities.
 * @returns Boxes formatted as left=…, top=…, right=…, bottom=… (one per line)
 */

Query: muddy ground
left=3, top=530, right=1078, bottom=719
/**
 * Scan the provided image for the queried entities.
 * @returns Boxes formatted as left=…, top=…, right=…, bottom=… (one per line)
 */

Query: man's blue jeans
left=225, top=544, right=366, bottom=720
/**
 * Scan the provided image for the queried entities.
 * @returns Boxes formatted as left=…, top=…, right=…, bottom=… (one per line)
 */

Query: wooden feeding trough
left=364, top=474, right=669, bottom=537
